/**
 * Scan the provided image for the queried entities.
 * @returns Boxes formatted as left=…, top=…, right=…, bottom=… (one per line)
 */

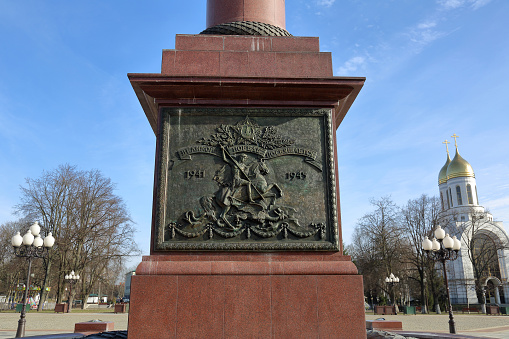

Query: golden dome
left=446, top=148, right=475, bottom=179
left=438, top=152, right=451, bottom=185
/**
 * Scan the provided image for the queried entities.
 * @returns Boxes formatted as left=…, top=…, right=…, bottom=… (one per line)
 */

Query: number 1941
left=286, top=171, right=306, bottom=180
left=184, top=170, right=205, bottom=179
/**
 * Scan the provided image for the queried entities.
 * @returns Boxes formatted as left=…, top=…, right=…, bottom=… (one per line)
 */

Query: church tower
left=437, top=134, right=509, bottom=306
left=438, top=134, right=489, bottom=222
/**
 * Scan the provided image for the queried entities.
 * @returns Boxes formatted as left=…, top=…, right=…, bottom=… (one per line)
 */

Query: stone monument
left=128, top=0, right=366, bottom=337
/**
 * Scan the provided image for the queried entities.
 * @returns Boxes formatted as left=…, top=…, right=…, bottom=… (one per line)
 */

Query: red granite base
left=128, top=253, right=366, bottom=339
left=366, top=320, right=403, bottom=331
left=74, top=321, right=114, bottom=334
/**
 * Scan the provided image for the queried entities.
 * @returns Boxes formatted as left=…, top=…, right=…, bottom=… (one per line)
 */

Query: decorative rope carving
left=200, top=21, right=292, bottom=36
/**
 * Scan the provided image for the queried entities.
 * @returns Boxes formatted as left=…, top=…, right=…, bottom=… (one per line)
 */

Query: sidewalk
left=1, top=312, right=508, bottom=338
left=0, top=312, right=128, bottom=339
left=366, top=313, right=509, bottom=339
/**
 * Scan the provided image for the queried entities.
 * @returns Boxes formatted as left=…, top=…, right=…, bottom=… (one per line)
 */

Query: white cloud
left=470, top=0, right=492, bottom=10
left=417, top=21, right=437, bottom=29
left=437, top=0, right=492, bottom=10
left=405, top=20, right=448, bottom=52
left=484, top=196, right=509, bottom=210
left=316, top=0, right=335, bottom=7
left=483, top=195, right=509, bottom=230
left=409, top=29, right=445, bottom=46
left=337, top=56, right=366, bottom=75
left=404, top=0, right=491, bottom=54
left=438, top=0, right=465, bottom=9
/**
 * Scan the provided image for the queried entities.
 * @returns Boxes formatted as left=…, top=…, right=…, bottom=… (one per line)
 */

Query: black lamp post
left=370, top=291, right=374, bottom=312
left=385, top=273, right=400, bottom=314
left=422, top=225, right=461, bottom=334
left=11, top=222, right=55, bottom=338
left=64, top=271, right=80, bottom=313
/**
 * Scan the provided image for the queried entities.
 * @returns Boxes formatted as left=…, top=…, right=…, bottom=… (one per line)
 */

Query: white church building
left=438, top=136, right=509, bottom=305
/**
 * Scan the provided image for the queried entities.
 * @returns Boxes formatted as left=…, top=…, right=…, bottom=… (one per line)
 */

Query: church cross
left=443, top=139, right=450, bottom=154
left=451, top=134, right=459, bottom=148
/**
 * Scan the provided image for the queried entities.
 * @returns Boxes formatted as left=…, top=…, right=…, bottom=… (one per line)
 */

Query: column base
left=128, top=253, right=365, bottom=338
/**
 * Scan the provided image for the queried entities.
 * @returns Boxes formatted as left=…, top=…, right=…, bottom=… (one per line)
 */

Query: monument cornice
left=128, top=74, right=365, bottom=134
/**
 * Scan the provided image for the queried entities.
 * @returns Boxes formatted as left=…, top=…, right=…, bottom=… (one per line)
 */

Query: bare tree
left=15, top=165, right=78, bottom=308
left=400, top=195, right=441, bottom=313
left=15, top=164, right=139, bottom=310
left=350, top=196, right=405, bottom=304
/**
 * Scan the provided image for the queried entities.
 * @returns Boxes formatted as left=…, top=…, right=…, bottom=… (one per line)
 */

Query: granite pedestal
left=128, top=253, right=365, bottom=338
left=128, top=32, right=365, bottom=338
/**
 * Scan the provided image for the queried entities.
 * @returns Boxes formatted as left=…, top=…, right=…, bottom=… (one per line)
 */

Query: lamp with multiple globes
left=385, top=273, right=400, bottom=284
left=422, top=225, right=461, bottom=334
left=64, top=271, right=80, bottom=313
left=11, top=222, right=55, bottom=338
left=385, top=273, right=400, bottom=314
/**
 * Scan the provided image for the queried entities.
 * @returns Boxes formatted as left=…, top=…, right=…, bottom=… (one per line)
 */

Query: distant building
left=87, top=294, right=107, bottom=304
left=124, top=271, right=135, bottom=299
left=438, top=137, right=509, bottom=305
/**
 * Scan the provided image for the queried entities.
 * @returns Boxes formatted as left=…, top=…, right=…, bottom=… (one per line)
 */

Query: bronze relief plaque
left=154, top=107, right=338, bottom=251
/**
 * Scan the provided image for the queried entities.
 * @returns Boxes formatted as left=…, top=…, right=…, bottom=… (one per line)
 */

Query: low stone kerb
left=366, top=320, right=403, bottom=331
left=74, top=320, right=114, bottom=335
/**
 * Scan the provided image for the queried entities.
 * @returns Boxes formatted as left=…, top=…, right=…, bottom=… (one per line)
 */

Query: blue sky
left=1, top=0, right=508, bottom=265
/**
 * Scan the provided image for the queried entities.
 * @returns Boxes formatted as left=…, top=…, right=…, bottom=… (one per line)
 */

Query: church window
left=449, top=188, right=453, bottom=207
left=446, top=190, right=451, bottom=209
left=440, top=192, right=445, bottom=210
left=456, top=186, right=463, bottom=205
left=467, top=184, right=474, bottom=204
left=461, top=216, right=465, bottom=221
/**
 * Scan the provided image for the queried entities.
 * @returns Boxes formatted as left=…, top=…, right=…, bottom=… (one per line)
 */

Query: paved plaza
left=0, top=312, right=128, bottom=338
left=0, top=312, right=508, bottom=338
left=365, top=313, right=509, bottom=339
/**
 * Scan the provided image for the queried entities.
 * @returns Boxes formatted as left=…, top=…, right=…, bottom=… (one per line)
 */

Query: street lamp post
left=64, top=271, right=80, bottom=313
left=385, top=273, right=400, bottom=314
left=370, top=291, right=374, bottom=311
left=422, top=225, right=461, bottom=334
left=11, top=222, right=55, bottom=338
